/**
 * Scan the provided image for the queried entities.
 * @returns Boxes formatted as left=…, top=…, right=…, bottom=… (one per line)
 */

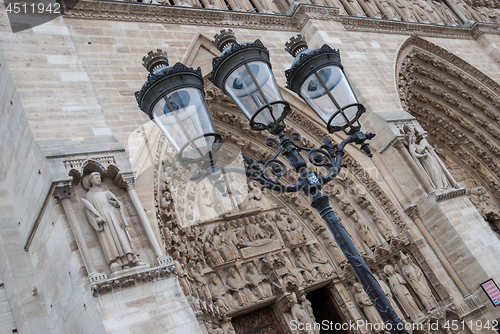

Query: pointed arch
left=396, top=37, right=500, bottom=219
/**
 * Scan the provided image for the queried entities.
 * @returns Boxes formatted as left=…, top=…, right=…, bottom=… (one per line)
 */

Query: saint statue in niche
left=287, top=292, right=319, bottom=334
left=384, top=264, right=424, bottom=321
left=81, top=172, right=141, bottom=272
left=406, top=127, right=456, bottom=189
left=353, top=283, right=385, bottom=333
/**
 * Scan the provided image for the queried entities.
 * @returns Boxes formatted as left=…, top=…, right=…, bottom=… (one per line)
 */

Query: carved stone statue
left=287, top=292, right=319, bottom=334
left=193, top=182, right=218, bottom=222
left=293, top=248, right=317, bottom=283
left=394, top=0, right=416, bottom=20
left=209, top=273, right=235, bottom=312
left=189, top=262, right=211, bottom=300
left=379, top=0, right=400, bottom=19
left=373, top=212, right=394, bottom=240
left=212, top=225, right=238, bottom=262
left=245, top=262, right=272, bottom=299
left=247, top=180, right=272, bottom=209
left=307, top=243, right=335, bottom=278
left=468, top=187, right=500, bottom=221
left=384, top=264, right=424, bottom=321
left=375, top=274, right=406, bottom=321
left=321, top=230, right=347, bottom=265
left=400, top=253, right=438, bottom=311
left=407, top=129, right=454, bottom=189
left=82, top=172, right=141, bottom=272
left=355, top=220, right=378, bottom=248
left=204, top=235, right=224, bottom=266
left=175, top=258, right=193, bottom=296
left=354, top=283, right=384, bottom=333
left=226, top=267, right=255, bottom=306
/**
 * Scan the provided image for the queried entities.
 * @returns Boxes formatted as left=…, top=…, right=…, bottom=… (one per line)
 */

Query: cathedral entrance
left=232, top=306, right=285, bottom=334
left=307, top=287, right=350, bottom=334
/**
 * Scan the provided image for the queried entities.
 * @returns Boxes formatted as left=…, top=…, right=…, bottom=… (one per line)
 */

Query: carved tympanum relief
left=397, top=37, right=500, bottom=212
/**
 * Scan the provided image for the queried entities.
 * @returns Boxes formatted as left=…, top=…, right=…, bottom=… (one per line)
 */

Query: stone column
left=355, top=0, right=375, bottom=17
left=393, top=137, right=435, bottom=192
left=443, top=0, right=478, bottom=24
left=338, top=0, right=357, bottom=15
left=53, top=181, right=106, bottom=282
left=121, top=175, right=172, bottom=266
left=404, top=205, right=469, bottom=296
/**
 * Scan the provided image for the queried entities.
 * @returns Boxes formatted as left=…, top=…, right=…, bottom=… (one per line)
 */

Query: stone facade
left=1, top=0, right=500, bottom=333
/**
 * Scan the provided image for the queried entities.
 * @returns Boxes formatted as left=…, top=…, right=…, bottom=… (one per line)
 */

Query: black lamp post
left=136, top=33, right=408, bottom=334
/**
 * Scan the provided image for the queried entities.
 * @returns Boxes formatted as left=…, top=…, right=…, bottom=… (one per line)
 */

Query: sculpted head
left=89, top=172, right=102, bottom=186
left=289, top=292, right=297, bottom=304
left=384, top=264, right=395, bottom=275
left=353, top=283, right=363, bottom=292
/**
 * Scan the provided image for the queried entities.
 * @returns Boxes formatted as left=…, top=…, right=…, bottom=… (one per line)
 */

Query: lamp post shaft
left=311, top=193, right=408, bottom=334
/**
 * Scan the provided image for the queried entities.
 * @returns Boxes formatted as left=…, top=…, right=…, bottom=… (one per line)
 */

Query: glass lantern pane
left=152, top=87, right=216, bottom=160
left=225, top=61, right=284, bottom=126
left=300, top=65, right=358, bottom=127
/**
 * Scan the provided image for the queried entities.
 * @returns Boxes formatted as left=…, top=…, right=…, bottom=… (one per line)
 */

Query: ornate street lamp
left=208, top=30, right=407, bottom=334
left=136, top=32, right=407, bottom=333
left=135, top=49, right=222, bottom=167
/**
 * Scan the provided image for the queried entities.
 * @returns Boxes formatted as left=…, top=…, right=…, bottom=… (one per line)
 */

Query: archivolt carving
left=151, top=83, right=459, bottom=332
left=397, top=37, right=500, bottom=213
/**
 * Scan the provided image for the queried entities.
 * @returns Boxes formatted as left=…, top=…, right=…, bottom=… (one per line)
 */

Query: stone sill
left=88, top=262, right=176, bottom=297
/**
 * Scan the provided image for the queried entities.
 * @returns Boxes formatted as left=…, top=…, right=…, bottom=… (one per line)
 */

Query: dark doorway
left=232, top=306, right=285, bottom=334
left=307, top=286, right=350, bottom=334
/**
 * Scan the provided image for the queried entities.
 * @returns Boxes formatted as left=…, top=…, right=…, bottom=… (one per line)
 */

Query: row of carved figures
left=174, top=244, right=337, bottom=313
left=135, top=0, right=500, bottom=25
left=353, top=253, right=439, bottom=331
left=178, top=251, right=438, bottom=333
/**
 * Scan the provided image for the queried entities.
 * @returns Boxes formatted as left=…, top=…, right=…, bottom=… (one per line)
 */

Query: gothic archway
left=397, top=36, right=500, bottom=233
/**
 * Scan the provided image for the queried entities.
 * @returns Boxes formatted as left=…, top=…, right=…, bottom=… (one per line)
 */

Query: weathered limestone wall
left=0, top=47, right=53, bottom=334
left=98, top=278, right=201, bottom=334
left=0, top=44, right=111, bottom=333
left=0, top=278, right=16, bottom=334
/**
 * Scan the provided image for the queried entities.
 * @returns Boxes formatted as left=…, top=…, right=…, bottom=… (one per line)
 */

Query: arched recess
left=397, top=36, right=500, bottom=233
left=153, top=80, right=454, bottom=332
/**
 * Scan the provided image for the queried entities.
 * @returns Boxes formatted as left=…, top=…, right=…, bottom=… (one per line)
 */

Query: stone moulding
left=427, top=187, right=467, bottom=202
left=24, top=176, right=74, bottom=251
left=341, top=17, right=499, bottom=40
left=61, top=0, right=499, bottom=39
left=89, top=262, right=176, bottom=297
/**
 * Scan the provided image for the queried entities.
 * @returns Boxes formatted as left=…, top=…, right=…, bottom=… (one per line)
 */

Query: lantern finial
left=213, top=29, right=237, bottom=52
left=142, top=49, right=169, bottom=73
left=285, top=34, right=308, bottom=57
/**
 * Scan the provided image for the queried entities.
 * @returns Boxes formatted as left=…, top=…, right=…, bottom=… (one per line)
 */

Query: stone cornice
left=340, top=17, right=499, bottom=40
left=62, top=0, right=499, bottom=39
